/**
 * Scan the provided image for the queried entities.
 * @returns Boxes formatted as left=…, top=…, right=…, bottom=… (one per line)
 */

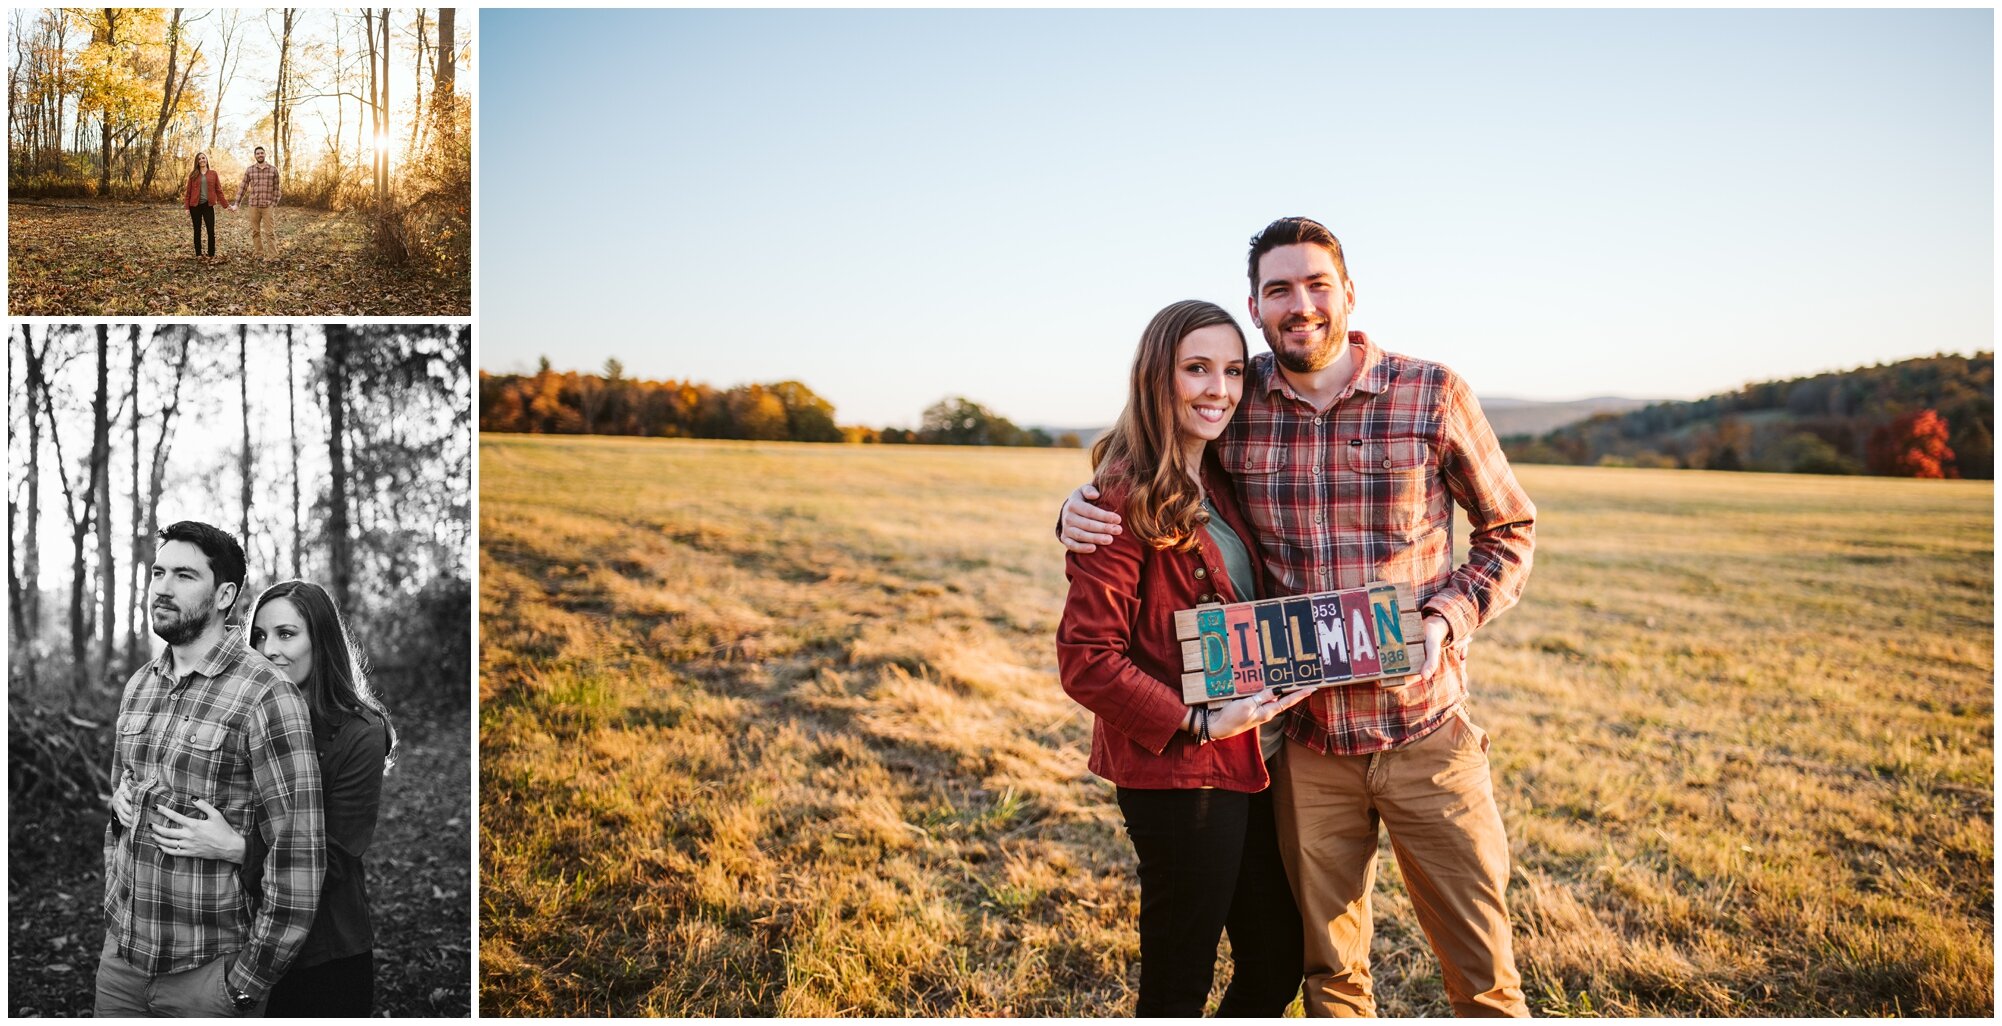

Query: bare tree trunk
left=324, top=325, right=354, bottom=611
left=363, top=9, right=378, bottom=207
left=8, top=329, right=27, bottom=667
left=93, top=327, right=121, bottom=683
left=140, top=8, right=184, bottom=193
left=22, top=328, right=46, bottom=659
left=410, top=8, right=427, bottom=155
left=51, top=15, right=69, bottom=174
left=86, top=327, right=111, bottom=692
left=370, top=9, right=388, bottom=212
left=273, top=9, right=295, bottom=188
left=330, top=17, right=344, bottom=184
left=126, top=327, right=146, bottom=669
left=208, top=9, right=243, bottom=152
left=354, top=12, right=366, bottom=174
left=142, top=329, right=195, bottom=642
left=287, top=326, right=302, bottom=579
left=239, top=326, right=253, bottom=554
left=42, top=326, right=111, bottom=705
left=380, top=8, right=390, bottom=204
left=7, top=28, right=18, bottom=174
left=435, top=7, right=455, bottom=103
left=96, top=9, right=123, bottom=197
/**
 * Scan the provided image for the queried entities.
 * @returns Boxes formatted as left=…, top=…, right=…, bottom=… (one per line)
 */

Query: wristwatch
left=223, top=959, right=256, bottom=1011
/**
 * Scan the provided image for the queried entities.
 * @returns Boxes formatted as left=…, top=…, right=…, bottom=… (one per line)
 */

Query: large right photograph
left=473, top=8, right=1994, bottom=1018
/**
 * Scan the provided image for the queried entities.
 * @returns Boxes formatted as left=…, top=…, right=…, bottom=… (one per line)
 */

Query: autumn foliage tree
left=479, top=363, right=849, bottom=443
left=1510, top=353, right=1991, bottom=477
left=479, top=363, right=1060, bottom=447
left=1868, top=409, right=1958, bottom=479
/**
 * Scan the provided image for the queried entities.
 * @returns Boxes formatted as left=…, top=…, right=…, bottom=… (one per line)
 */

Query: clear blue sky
left=479, top=8, right=1993, bottom=429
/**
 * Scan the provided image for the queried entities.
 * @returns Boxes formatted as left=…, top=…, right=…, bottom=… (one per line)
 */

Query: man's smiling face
left=1249, top=242, right=1355, bottom=373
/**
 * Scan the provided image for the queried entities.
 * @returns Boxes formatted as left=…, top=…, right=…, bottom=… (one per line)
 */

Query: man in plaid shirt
left=235, top=145, right=282, bottom=259
left=95, top=521, right=324, bottom=1016
left=1063, top=217, right=1535, bottom=1016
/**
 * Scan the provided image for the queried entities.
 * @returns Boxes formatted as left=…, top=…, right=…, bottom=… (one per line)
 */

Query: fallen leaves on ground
left=7, top=200, right=469, bottom=316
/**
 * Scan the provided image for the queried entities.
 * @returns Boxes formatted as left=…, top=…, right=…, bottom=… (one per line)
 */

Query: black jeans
left=265, top=950, right=373, bottom=1017
left=1117, top=775, right=1305, bottom=1016
left=189, top=202, right=216, bottom=256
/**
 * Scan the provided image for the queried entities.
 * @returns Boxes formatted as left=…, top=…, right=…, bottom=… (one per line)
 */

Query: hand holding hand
left=1203, top=687, right=1314, bottom=741
left=151, top=799, right=247, bottom=863
left=1060, top=483, right=1121, bottom=553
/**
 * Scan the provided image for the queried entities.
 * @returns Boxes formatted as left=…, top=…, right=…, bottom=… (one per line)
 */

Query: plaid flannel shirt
left=1216, top=332, right=1535, bottom=755
left=237, top=162, right=280, bottom=207
left=103, top=625, right=324, bottom=1000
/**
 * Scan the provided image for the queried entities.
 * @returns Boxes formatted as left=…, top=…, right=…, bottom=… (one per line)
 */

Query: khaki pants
left=94, top=933, right=267, bottom=1017
left=247, top=204, right=275, bottom=258
left=1274, top=708, right=1528, bottom=1017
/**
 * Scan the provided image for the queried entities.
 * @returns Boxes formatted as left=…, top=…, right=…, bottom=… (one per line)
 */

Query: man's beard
left=1267, top=317, right=1343, bottom=374
left=152, top=595, right=215, bottom=646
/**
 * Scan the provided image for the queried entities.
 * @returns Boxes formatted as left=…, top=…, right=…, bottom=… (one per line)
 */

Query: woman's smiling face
left=252, top=597, right=314, bottom=686
left=1174, top=323, right=1245, bottom=447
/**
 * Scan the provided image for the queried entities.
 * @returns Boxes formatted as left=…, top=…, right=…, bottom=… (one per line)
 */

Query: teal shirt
left=1202, top=496, right=1257, bottom=605
left=1205, top=495, right=1286, bottom=763
left=198, top=173, right=208, bottom=205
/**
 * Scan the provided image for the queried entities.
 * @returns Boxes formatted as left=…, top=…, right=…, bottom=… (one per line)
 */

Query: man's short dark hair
left=160, top=521, right=247, bottom=613
left=1247, top=216, right=1350, bottom=290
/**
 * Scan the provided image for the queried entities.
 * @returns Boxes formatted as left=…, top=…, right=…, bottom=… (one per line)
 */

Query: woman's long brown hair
left=1090, top=299, right=1246, bottom=552
left=251, top=579, right=401, bottom=774
left=188, top=152, right=209, bottom=180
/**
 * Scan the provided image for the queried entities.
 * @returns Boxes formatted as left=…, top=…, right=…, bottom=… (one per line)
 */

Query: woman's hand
left=151, top=799, right=247, bottom=863
left=1202, top=687, right=1314, bottom=742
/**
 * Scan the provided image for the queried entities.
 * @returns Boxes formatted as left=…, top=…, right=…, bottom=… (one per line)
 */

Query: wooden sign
left=1171, top=581, right=1426, bottom=705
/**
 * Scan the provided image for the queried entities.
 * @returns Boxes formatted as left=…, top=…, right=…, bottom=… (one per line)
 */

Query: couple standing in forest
left=96, top=519, right=393, bottom=1016
left=183, top=146, right=281, bottom=262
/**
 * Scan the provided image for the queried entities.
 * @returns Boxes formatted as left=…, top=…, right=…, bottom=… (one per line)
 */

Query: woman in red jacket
left=183, top=153, right=226, bottom=260
left=1057, top=299, right=1309, bottom=1016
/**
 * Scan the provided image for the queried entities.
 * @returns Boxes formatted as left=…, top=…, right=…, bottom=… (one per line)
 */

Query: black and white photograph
left=7, top=322, right=472, bottom=1016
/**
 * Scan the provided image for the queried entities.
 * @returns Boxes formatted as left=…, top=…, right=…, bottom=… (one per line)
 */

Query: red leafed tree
left=1868, top=409, right=1959, bottom=478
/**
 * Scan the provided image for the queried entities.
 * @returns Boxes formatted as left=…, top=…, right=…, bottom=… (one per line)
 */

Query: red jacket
left=1057, top=453, right=1271, bottom=791
left=184, top=168, right=223, bottom=209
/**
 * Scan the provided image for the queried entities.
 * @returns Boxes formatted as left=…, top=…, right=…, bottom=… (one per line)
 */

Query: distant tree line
left=1503, top=353, right=1993, bottom=479
left=479, top=359, right=1081, bottom=448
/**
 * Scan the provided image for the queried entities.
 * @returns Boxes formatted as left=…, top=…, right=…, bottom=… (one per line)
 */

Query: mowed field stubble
left=477, top=434, right=1993, bottom=1016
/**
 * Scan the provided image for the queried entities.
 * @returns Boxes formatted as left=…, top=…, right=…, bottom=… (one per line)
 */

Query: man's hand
left=1060, top=483, right=1122, bottom=553
left=109, top=772, right=138, bottom=830
left=1384, top=614, right=1457, bottom=689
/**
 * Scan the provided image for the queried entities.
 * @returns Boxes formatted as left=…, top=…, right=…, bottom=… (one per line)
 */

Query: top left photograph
left=7, top=8, right=470, bottom=317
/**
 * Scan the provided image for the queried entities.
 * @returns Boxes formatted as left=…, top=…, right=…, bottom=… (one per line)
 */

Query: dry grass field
left=477, top=435, right=1993, bottom=1017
